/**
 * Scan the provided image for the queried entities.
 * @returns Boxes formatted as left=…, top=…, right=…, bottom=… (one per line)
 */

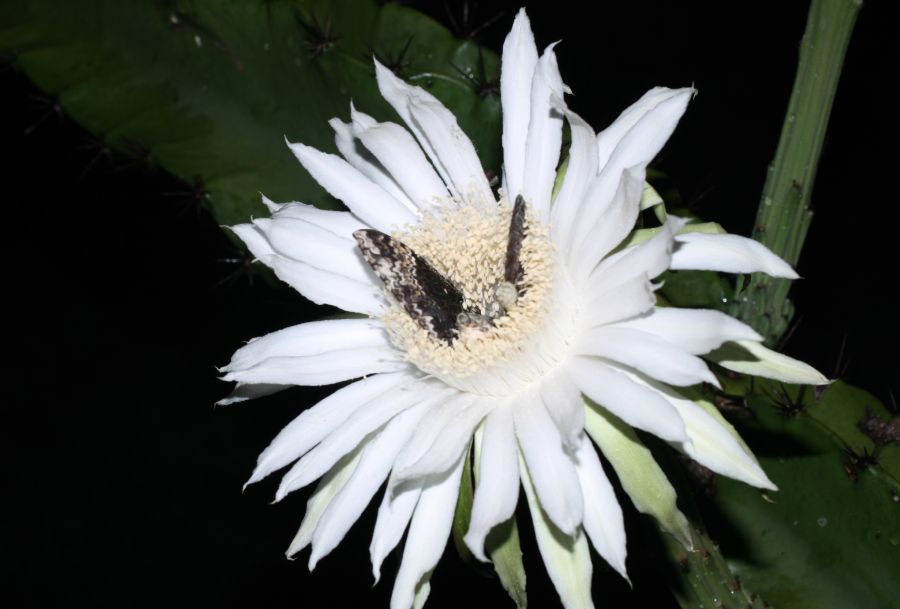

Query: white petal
left=464, top=403, right=520, bottom=561
left=671, top=232, right=799, bottom=278
left=522, top=44, right=564, bottom=220
left=393, top=394, right=488, bottom=483
left=520, top=451, right=595, bottom=609
left=568, top=357, right=687, bottom=443
left=587, top=216, right=688, bottom=294
left=514, top=391, right=583, bottom=535
left=390, top=459, right=464, bottom=609
left=374, top=61, right=493, bottom=205
left=309, top=404, right=429, bottom=569
left=330, top=116, right=416, bottom=211
left=253, top=216, right=372, bottom=284
left=221, top=347, right=406, bottom=387
left=216, top=382, right=286, bottom=406
left=595, top=87, right=688, bottom=170
left=709, top=339, right=830, bottom=385
left=406, top=91, right=494, bottom=206
left=576, top=327, right=720, bottom=388
left=551, top=109, right=598, bottom=252
left=572, top=88, right=692, bottom=252
left=582, top=273, right=655, bottom=329
left=286, top=446, right=363, bottom=559
left=370, top=477, right=421, bottom=583
left=266, top=254, right=384, bottom=315
left=224, top=318, right=391, bottom=373
left=500, top=8, right=538, bottom=200
left=611, top=308, right=762, bottom=354
left=352, top=115, right=450, bottom=209
left=652, top=384, right=776, bottom=490
left=245, top=372, right=413, bottom=487
left=574, top=433, right=628, bottom=581
left=288, top=140, right=418, bottom=233
left=275, top=382, right=450, bottom=501
left=539, top=369, right=585, bottom=451
left=229, top=222, right=272, bottom=260
left=583, top=403, right=692, bottom=548
left=571, top=166, right=646, bottom=281
left=264, top=197, right=367, bottom=236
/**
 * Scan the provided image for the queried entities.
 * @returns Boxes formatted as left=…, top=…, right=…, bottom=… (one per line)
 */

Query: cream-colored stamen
left=382, top=198, right=569, bottom=396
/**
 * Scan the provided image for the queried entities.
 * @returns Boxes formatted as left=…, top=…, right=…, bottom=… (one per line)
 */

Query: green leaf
left=0, top=0, right=501, bottom=226
left=484, top=517, right=528, bottom=609
left=699, top=380, right=900, bottom=609
left=659, top=270, right=733, bottom=312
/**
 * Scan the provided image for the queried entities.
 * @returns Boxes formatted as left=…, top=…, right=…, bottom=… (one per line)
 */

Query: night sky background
left=4, top=1, right=895, bottom=608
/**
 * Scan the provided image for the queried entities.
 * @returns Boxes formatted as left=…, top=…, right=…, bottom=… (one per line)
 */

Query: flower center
left=382, top=198, right=570, bottom=396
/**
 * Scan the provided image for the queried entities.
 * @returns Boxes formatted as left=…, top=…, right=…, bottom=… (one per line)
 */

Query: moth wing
left=354, top=229, right=464, bottom=341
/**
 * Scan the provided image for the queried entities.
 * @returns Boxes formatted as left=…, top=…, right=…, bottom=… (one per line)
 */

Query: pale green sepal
left=551, top=155, right=570, bottom=203
left=412, top=581, right=431, bottom=609
left=617, top=221, right=726, bottom=252
left=286, top=447, right=363, bottom=560
left=583, top=401, right=693, bottom=550
left=519, top=452, right=594, bottom=609
left=708, top=339, right=830, bottom=385
left=639, top=182, right=664, bottom=210
left=679, top=387, right=758, bottom=462
left=474, top=425, right=528, bottom=608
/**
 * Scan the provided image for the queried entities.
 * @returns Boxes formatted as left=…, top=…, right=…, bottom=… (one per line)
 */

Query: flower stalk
left=733, top=0, right=862, bottom=343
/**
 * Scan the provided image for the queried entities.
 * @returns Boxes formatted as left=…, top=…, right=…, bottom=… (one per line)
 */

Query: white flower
left=220, top=9, right=827, bottom=609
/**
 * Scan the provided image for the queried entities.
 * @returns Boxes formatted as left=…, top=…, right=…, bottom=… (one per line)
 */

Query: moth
left=354, top=195, right=527, bottom=343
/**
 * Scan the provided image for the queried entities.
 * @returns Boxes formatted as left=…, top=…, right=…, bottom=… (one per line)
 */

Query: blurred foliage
left=0, top=0, right=501, bottom=226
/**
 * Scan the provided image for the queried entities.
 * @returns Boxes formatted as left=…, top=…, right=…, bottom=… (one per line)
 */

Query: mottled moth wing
left=504, top=195, right=527, bottom=288
left=354, top=229, right=464, bottom=341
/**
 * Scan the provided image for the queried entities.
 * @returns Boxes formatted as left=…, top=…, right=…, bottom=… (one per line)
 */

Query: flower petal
left=262, top=197, right=368, bottom=236
left=216, top=382, right=287, bottom=406
left=568, top=357, right=687, bottom=443
left=551, top=108, right=598, bottom=252
left=268, top=254, right=384, bottom=315
left=500, top=8, right=539, bottom=200
left=708, top=339, right=830, bottom=385
left=539, top=369, right=585, bottom=452
left=274, top=382, right=451, bottom=501
left=657, top=385, right=776, bottom=490
left=406, top=91, right=495, bottom=206
left=582, top=273, right=655, bottom=329
left=671, top=232, right=799, bottom=278
left=586, top=216, right=688, bottom=294
left=571, top=166, right=646, bottom=281
left=522, top=44, right=565, bottom=220
left=595, top=87, right=689, bottom=170
left=330, top=115, right=416, bottom=211
left=464, top=403, right=520, bottom=561
left=309, top=404, right=430, bottom=569
left=575, top=327, right=720, bottom=388
left=571, top=87, right=692, bottom=254
left=583, top=403, right=692, bottom=548
left=254, top=216, right=371, bottom=284
left=392, top=394, right=489, bottom=483
left=390, top=460, right=465, bottom=609
left=375, top=61, right=493, bottom=206
left=352, top=111, right=450, bottom=210
left=574, top=433, right=628, bottom=581
left=610, top=308, right=762, bottom=354
left=370, top=477, right=421, bottom=583
left=221, top=347, right=406, bottom=387
left=223, top=318, right=391, bottom=372
left=245, top=372, right=414, bottom=487
left=286, top=445, right=363, bottom=559
left=520, top=451, right=594, bottom=609
left=514, top=391, right=583, bottom=535
left=288, top=140, right=418, bottom=233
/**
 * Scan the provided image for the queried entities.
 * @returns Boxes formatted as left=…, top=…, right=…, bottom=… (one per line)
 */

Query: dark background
left=4, top=1, right=895, bottom=607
